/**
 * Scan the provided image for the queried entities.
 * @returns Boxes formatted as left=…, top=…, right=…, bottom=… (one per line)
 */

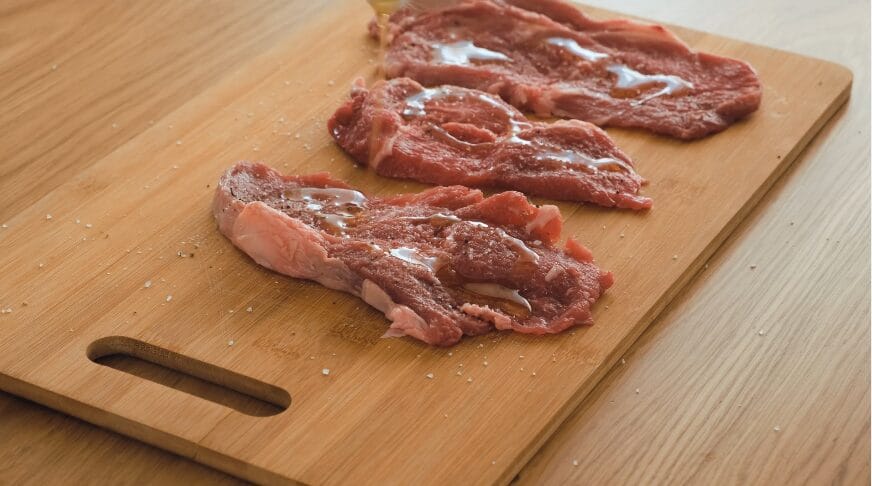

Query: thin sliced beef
left=214, top=161, right=614, bottom=346
left=375, top=0, right=762, bottom=139
left=329, top=77, right=651, bottom=210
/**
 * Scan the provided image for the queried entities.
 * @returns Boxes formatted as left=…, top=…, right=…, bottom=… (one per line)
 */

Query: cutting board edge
left=0, top=372, right=298, bottom=486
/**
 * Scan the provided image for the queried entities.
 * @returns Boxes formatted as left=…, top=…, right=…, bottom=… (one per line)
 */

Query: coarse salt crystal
left=672, top=255, right=678, bottom=260
left=425, top=373, right=434, bottom=379
left=572, top=460, right=579, bottom=467
left=165, top=295, right=172, bottom=302
left=45, top=214, right=53, bottom=220
left=85, top=223, right=92, bottom=228
left=246, top=306, right=253, bottom=312
left=143, top=280, right=152, bottom=288
left=322, top=368, right=330, bottom=376
left=228, top=340, right=235, bottom=346
left=635, top=388, right=640, bottom=394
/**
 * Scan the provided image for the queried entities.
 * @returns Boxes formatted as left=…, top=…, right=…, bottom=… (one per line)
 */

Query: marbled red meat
left=329, top=77, right=651, bottom=210
left=376, top=0, right=762, bottom=139
left=213, top=161, right=613, bottom=346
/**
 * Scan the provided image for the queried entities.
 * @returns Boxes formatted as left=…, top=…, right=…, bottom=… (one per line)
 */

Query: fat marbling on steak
left=329, top=77, right=651, bottom=210
left=213, top=161, right=614, bottom=346
left=375, top=0, right=762, bottom=139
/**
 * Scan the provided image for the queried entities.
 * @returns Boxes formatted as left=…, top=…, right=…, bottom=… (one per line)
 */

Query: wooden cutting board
left=0, top=1, right=851, bottom=484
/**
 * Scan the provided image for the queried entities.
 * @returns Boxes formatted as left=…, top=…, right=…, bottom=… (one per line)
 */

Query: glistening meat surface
left=376, top=0, right=762, bottom=139
left=329, top=77, right=651, bottom=210
left=213, top=162, right=614, bottom=346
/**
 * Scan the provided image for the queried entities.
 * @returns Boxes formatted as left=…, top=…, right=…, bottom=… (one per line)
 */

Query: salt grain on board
left=425, top=373, right=434, bottom=379
left=322, top=368, right=330, bottom=376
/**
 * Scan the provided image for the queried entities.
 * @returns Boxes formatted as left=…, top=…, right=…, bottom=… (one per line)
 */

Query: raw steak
left=329, top=77, right=651, bottom=210
left=213, top=161, right=614, bottom=346
left=375, top=0, right=762, bottom=139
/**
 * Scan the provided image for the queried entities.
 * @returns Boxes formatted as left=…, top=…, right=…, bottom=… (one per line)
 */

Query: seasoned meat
left=214, top=162, right=614, bottom=346
left=329, top=77, right=651, bottom=210
left=376, top=0, right=762, bottom=139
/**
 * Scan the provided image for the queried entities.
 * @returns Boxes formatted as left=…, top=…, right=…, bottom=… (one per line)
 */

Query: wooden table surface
left=0, top=0, right=867, bottom=484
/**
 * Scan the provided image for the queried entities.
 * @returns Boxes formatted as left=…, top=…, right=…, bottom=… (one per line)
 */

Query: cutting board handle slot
left=86, top=336, right=290, bottom=417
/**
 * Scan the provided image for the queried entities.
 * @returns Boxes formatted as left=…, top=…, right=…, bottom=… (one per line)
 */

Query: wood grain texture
left=0, top=0, right=327, bottom=223
left=0, top=0, right=868, bottom=486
